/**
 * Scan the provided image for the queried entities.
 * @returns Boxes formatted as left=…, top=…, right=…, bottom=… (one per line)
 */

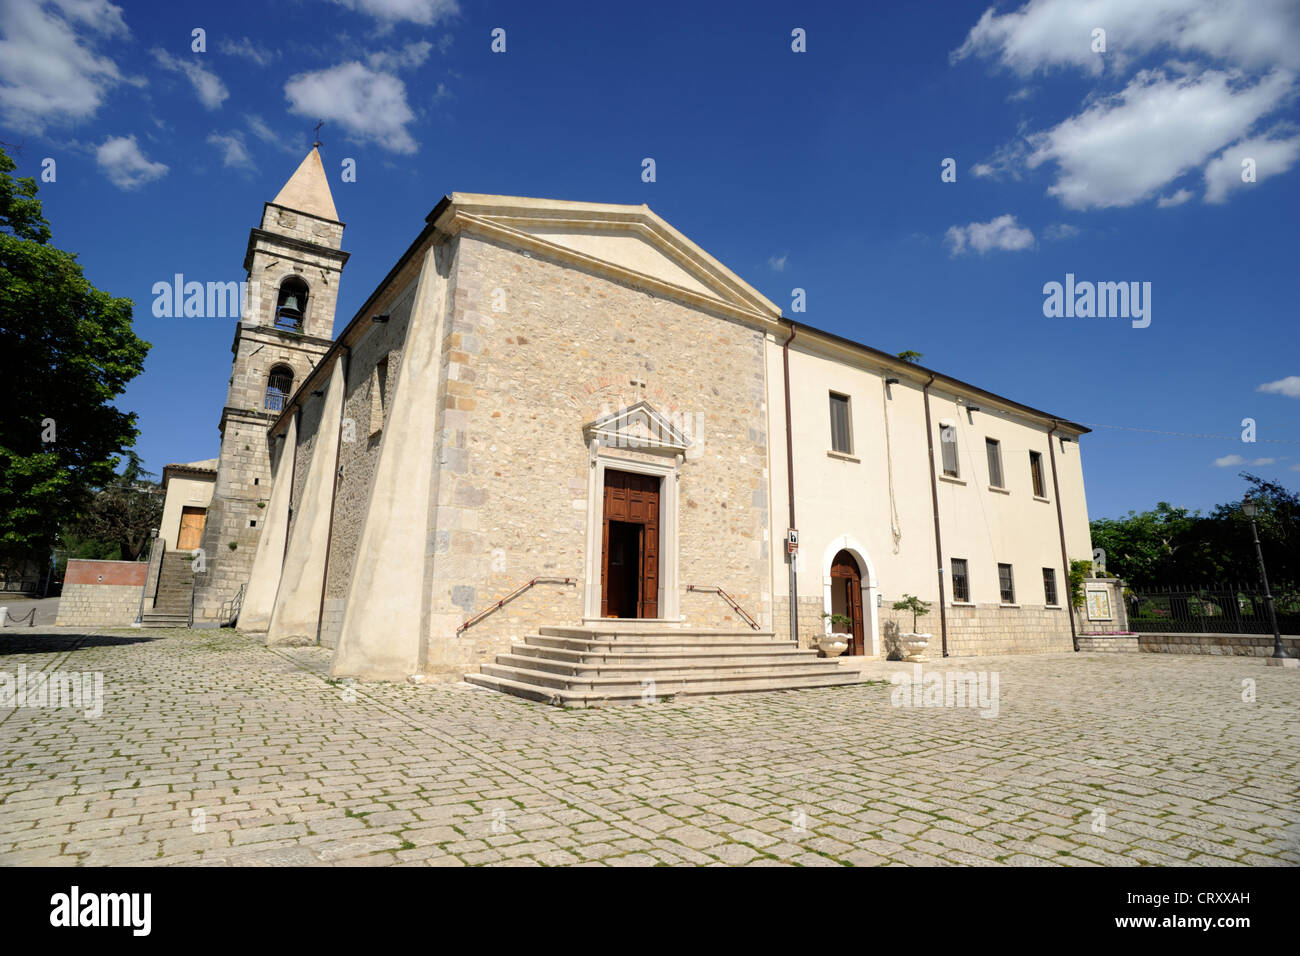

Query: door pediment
left=583, top=401, right=691, bottom=456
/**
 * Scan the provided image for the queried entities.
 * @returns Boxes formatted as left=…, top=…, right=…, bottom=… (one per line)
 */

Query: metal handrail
left=218, top=583, right=245, bottom=627
left=457, top=577, right=576, bottom=634
left=686, top=584, right=761, bottom=630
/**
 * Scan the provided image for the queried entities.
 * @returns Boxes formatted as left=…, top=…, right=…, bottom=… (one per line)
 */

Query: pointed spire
left=271, top=147, right=338, bottom=222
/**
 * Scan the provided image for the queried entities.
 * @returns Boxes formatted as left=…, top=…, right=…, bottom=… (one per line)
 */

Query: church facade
left=175, top=150, right=1094, bottom=682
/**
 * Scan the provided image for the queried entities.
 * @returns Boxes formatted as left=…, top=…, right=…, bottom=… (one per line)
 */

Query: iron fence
left=1127, top=582, right=1300, bottom=635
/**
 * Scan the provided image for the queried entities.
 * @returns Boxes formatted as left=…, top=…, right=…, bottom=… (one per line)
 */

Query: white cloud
left=284, top=61, right=417, bottom=154
left=767, top=253, right=788, bottom=272
left=207, top=131, right=254, bottom=169
left=95, top=134, right=167, bottom=189
left=243, top=113, right=303, bottom=155
left=1043, top=222, right=1079, bottom=240
left=1025, top=69, right=1295, bottom=210
left=1156, top=188, right=1193, bottom=207
left=367, top=41, right=433, bottom=72
left=219, top=36, right=277, bottom=66
left=0, top=0, right=129, bottom=131
left=1214, top=454, right=1276, bottom=467
left=153, top=48, right=228, bottom=109
left=952, top=0, right=1300, bottom=75
left=327, top=0, right=459, bottom=27
left=944, top=214, right=1035, bottom=256
left=955, top=2, right=1300, bottom=209
left=1257, top=376, right=1300, bottom=398
left=1203, top=128, right=1300, bottom=202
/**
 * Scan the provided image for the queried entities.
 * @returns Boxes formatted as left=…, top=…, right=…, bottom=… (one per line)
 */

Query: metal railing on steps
left=685, top=585, right=761, bottom=630
left=218, top=584, right=245, bottom=628
left=457, top=577, right=576, bottom=634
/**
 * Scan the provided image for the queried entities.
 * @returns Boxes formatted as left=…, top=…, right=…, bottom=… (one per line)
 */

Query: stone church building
left=168, top=148, right=1096, bottom=698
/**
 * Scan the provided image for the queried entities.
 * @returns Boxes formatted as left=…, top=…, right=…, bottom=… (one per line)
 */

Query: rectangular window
left=985, top=438, right=1004, bottom=488
left=370, top=355, right=390, bottom=436
left=998, top=563, right=1016, bottom=604
left=940, top=423, right=959, bottom=477
left=829, top=392, right=852, bottom=454
left=1029, top=450, right=1046, bottom=497
left=951, top=558, right=969, bottom=603
left=1043, top=568, right=1058, bottom=606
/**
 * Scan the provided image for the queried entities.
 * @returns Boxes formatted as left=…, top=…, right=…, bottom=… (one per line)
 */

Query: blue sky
left=2, top=0, right=1298, bottom=521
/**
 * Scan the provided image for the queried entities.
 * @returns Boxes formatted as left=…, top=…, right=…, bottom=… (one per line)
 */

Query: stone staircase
left=465, top=624, right=863, bottom=706
left=141, top=550, right=195, bottom=628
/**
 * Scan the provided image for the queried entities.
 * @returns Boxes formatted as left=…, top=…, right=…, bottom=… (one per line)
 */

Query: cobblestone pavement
left=1, top=627, right=1297, bottom=867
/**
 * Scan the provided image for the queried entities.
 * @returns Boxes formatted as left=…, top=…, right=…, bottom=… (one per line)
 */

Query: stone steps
left=466, top=624, right=861, bottom=706
left=142, top=550, right=196, bottom=626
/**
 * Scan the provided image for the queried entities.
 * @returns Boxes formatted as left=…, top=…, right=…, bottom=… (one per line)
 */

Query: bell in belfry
left=281, top=292, right=302, bottom=316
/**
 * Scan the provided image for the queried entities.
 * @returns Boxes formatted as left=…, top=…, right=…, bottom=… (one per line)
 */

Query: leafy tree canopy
left=0, top=146, right=151, bottom=562
left=1091, top=474, right=1298, bottom=588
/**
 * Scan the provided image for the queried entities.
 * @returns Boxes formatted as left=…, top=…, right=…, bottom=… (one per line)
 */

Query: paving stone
left=2, top=627, right=1297, bottom=868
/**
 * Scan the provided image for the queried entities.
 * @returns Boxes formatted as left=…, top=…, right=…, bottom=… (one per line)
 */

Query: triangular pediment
left=583, top=401, right=693, bottom=455
left=432, top=194, right=783, bottom=324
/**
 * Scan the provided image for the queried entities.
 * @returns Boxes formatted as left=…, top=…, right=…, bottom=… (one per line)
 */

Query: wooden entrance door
left=177, top=507, right=207, bottom=550
left=830, top=550, right=865, bottom=655
left=601, top=470, right=660, bottom=618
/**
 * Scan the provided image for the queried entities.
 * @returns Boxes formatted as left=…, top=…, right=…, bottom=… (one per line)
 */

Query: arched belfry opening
left=275, top=276, right=310, bottom=331
left=265, top=364, right=294, bottom=411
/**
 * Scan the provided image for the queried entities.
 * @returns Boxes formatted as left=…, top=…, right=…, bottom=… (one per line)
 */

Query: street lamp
left=1242, top=496, right=1293, bottom=666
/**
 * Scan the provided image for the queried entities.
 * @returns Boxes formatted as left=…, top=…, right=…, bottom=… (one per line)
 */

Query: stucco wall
left=159, top=474, right=214, bottom=550
left=766, top=335, right=1090, bottom=658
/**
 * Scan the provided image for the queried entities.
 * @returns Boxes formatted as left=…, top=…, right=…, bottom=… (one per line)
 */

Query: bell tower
left=193, top=146, right=349, bottom=623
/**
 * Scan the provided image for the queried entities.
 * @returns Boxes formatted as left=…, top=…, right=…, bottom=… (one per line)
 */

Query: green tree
left=0, top=147, right=150, bottom=563
left=896, top=350, right=924, bottom=364
left=62, top=452, right=163, bottom=562
left=1090, top=474, right=1298, bottom=588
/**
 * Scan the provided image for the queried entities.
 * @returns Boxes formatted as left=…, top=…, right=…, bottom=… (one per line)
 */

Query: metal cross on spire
left=312, top=120, right=324, bottom=149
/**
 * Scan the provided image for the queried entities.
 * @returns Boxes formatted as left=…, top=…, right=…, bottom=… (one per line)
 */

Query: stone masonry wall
left=318, top=274, right=419, bottom=649
left=55, top=561, right=147, bottom=626
left=423, top=233, right=771, bottom=675
left=944, top=602, right=1073, bottom=656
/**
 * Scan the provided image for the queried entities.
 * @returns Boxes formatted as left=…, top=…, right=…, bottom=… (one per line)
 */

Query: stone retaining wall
left=55, top=560, right=146, bottom=626
left=1136, top=632, right=1300, bottom=657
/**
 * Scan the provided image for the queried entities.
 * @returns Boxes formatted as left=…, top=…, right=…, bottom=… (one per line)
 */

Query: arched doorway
left=829, top=550, right=865, bottom=655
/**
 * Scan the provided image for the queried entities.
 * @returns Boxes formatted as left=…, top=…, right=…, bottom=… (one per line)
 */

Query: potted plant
left=818, top=611, right=852, bottom=658
left=892, top=594, right=932, bottom=661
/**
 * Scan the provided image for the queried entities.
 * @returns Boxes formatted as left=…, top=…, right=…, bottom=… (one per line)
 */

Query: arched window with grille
left=265, top=365, right=294, bottom=411
left=275, top=276, right=310, bottom=331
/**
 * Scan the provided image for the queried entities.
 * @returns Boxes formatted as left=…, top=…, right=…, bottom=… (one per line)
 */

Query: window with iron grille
left=998, top=563, right=1015, bottom=604
left=829, top=392, right=852, bottom=454
left=940, top=423, right=959, bottom=477
left=1043, top=567, right=1058, bottom=605
left=986, top=438, right=1004, bottom=488
left=1029, top=450, right=1046, bottom=497
left=951, top=558, right=970, bottom=603
left=265, top=365, right=294, bottom=411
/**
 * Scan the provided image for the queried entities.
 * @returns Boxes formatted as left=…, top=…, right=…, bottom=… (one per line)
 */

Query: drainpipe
left=921, top=375, right=949, bottom=657
left=782, top=324, right=799, bottom=645
left=316, top=347, right=350, bottom=646
left=1048, top=421, right=1078, bottom=651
